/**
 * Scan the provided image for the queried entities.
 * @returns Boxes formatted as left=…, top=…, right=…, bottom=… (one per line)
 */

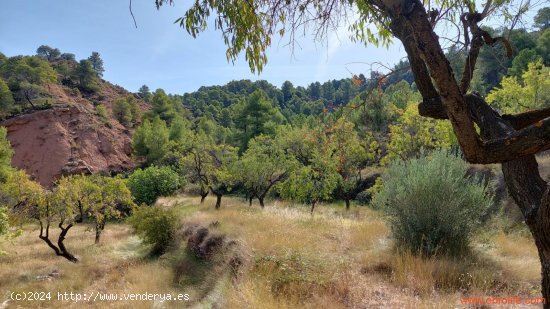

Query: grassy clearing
left=0, top=194, right=543, bottom=308
left=0, top=224, right=180, bottom=308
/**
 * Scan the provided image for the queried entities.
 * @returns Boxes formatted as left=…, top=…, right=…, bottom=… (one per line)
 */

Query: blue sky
left=0, top=1, right=407, bottom=94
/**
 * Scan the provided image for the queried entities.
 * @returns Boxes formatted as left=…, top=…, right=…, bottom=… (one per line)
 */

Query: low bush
left=127, top=205, right=178, bottom=255
left=371, top=150, right=493, bottom=256
left=127, top=166, right=183, bottom=205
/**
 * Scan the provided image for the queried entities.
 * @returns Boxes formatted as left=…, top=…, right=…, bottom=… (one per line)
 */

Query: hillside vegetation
left=1, top=6, right=550, bottom=308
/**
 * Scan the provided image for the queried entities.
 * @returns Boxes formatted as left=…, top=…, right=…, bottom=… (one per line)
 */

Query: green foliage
left=150, top=89, right=180, bottom=124
left=132, top=116, right=170, bottom=164
left=236, top=135, right=297, bottom=203
left=279, top=155, right=340, bottom=211
left=178, top=132, right=237, bottom=207
left=87, top=52, right=105, bottom=77
left=0, top=127, right=13, bottom=180
left=60, top=53, right=76, bottom=61
left=36, top=45, right=60, bottom=61
left=487, top=61, right=550, bottom=113
left=0, top=79, right=14, bottom=118
left=73, top=59, right=100, bottom=93
left=168, top=115, right=192, bottom=143
left=113, top=95, right=141, bottom=127
left=0, top=55, right=57, bottom=110
left=534, top=7, right=550, bottom=30
left=132, top=119, right=152, bottom=157
left=138, top=84, right=152, bottom=102
left=508, top=49, right=543, bottom=77
left=0, top=55, right=57, bottom=86
left=355, top=190, right=372, bottom=205
left=95, top=104, right=109, bottom=124
left=148, top=116, right=170, bottom=162
left=0, top=127, right=14, bottom=236
left=205, top=144, right=239, bottom=197
left=128, top=205, right=178, bottom=255
left=51, top=175, right=135, bottom=242
left=382, top=80, right=421, bottom=109
left=352, top=91, right=393, bottom=132
left=0, top=170, right=44, bottom=237
left=233, top=89, right=285, bottom=150
left=127, top=166, right=183, bottom=205
left=273, top=125, right=310, bottom=165
left=0, top=207, right=8, bottom=236
left=371, top=151, right=492, bottom=256
left=536, top=28, right=550, bottom=64
left=382, top=103, right=455, bottom=165
left=278, top=127, right=341, bottom=211
left=328, top=117, right=379, bottom=204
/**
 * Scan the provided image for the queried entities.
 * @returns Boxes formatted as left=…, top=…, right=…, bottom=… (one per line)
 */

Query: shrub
left=128, top=206, right=178, bottom=255
left=371, top=150, right=492, bottom=256
left=127, top=166, right=183, bottom=205
left=355, top=190, right=372, bottom=205
left=95, top=104, right=109, bottom=123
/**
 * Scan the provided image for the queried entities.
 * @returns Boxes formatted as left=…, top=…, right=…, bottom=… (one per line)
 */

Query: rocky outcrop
left=1, top=83, right=146, bottom=187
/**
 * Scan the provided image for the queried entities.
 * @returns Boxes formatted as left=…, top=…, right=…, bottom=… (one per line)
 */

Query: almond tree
left=156, top=0, right=550, bottom=302
left=327, top=117, right=379, bottom=209
left=236, top=135, right=298, bottom=207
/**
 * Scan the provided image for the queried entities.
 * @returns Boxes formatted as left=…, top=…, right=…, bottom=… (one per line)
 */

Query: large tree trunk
left=503, top=159, right=550, bottom=307
left=345, top=199, right=350, bottom=210
left=258, top=195, right=265, bottom=208
left=534, top=225, right=550, bottom=308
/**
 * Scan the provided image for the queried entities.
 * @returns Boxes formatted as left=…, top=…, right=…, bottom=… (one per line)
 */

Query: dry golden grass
left=0, top=193, right=544, bottom=308
left=0, top=224, right=182, bottom=308
left=170, top=195, right=543, bottom=308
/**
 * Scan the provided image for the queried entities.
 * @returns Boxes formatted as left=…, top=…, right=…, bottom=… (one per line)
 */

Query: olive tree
left=156, top=0, right=550, bottom=302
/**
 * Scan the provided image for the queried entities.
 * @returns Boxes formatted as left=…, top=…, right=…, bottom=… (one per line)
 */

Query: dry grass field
left=0, top=195, right=543, bottom=308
